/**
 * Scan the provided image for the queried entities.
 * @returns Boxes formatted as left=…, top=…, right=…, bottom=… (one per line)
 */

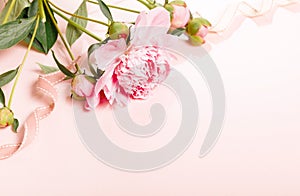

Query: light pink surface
left=0, top=0, right=300, bottom=195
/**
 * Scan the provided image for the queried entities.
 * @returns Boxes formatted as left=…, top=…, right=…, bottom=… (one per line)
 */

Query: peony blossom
left=95, top=46, right=170, bottom=106
left=86, top=7, right=173, bottom=109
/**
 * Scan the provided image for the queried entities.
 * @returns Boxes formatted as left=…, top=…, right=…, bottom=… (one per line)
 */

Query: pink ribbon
left=209, top=0, right=299, bottom=33
left=0, top=71, right=66, bottom=160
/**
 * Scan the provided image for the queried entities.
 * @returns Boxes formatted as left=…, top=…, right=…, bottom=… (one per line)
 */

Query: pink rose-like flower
left=71, top=75, right=99, bottom=109
left=86, top=7, right=173, bottom=109
left=71, top=75, right=94, bottom=97
left=165, top=1, right=190, bottom=29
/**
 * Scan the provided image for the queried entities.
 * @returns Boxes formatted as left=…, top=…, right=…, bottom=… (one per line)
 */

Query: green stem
left=107, top=4, right=140, bottom=14
left=1, top=0, right=17, bottom=24
left=87, top=0, right=140, bottom=13
left=43, top=0, right=75, bottom=60
left=164, top=0, right=168, bottom=5
left=136, top=0, right=155, bottom=9
left=7, top=16, right=40, bottom=109
left=43, top=0, right=82, bottom=73
left=48, top=1, right=109, bottom=26
left=52, top=8, right=102, bottom=42
left=38, top=0, right=47, bottom=22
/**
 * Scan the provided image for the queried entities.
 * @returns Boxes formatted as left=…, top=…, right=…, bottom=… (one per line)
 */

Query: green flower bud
left=108, top=22, right=129, bottom=40
left=0, top=107, right=14, bottom=128
left=186, top=17, right=211, bottom=35
left=188, top=35, right=204, bottom=46
left=169, top=0, right=187, bottom=7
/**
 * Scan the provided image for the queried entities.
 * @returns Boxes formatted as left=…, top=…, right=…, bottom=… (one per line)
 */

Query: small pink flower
left=71, top=75, right=99, bottom=109
left=171, top=4, right=190, bottom=28
left=165, top=1, right=190, bottom=29
left=71, top=75, right=94, bottom=97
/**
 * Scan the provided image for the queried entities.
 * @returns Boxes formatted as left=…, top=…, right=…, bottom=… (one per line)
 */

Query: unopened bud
left=108, top=22, right=129, bottom=40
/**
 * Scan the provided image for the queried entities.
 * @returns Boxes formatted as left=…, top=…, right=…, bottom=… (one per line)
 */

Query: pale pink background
left=0, top=0, right=300, bottom=195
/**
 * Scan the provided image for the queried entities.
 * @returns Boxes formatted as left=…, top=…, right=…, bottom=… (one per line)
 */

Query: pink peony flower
left=86, top=7, right=173, bottom=109
left=95, top=46, right=170, bottom=106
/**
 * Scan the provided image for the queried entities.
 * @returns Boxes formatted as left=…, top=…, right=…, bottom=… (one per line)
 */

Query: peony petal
left=93, top=59, right=121, bottom=103
left=135, top=7, right=171, bottom=28
left=89, top=39, right=127, bottom=70
left=84, top=92, right=100, bottom=110
left=132, top=7, right=171, bottom=46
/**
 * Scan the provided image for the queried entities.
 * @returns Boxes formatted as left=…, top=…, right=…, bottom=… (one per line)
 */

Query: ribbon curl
left=209, top=0, right=300, bottom=33
left=0, top=71, right=66, bottom=160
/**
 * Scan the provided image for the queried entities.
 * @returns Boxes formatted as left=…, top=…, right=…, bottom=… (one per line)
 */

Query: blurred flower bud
left=0, top=107, right=14, bottom=128
left=108, top=22, right=130, bottom=40
left=71, top=75, right=95, bottom=100
left=165, top=1, right=190, bottom=28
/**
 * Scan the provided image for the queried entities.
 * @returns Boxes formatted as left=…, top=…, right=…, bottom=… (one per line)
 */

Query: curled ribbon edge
left=209, top=0, right=300, bottom=33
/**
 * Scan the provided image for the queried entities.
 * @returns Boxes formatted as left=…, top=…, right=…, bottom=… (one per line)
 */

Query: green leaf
left=170, top=28, right=185, bottom=36
left=97, top=0, right=113, bottom=21
left=0, top=0, right=30, bottom=24
left=87, top=37, right=110, bottom=57
left=198, top=18, right=211, bottom=27
left=51, top=51, right=75, bottom=78
left=37, top=63, right=59, bottom=74
left=24, top=33, right=45, bottom=52
left=0, top=88, right=5, bottom=106
left=87, top=38, right=110, bottom=78
left=0, top=16, right=36, bottom=49
left=26, top=0, right=58, bottom=53
left=0, top=68, right=18, bottom=87
left=66, top=1, right=88, bottom=46
left=12, top=118, right=19, bottom=133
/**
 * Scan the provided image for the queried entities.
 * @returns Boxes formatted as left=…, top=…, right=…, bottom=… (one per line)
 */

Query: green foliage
left=66, top=1, right=88, bottom=46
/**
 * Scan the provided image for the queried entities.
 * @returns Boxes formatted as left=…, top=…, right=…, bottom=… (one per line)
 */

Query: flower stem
left=43, top=0, right=82, bottom=73
left=107, top=4, right=140, bottom=14
left=136, top=0, right=155, bottom=9
left=86, top=0, right=140, bottom=13
left=43, top=0, right=75, bottom=60
left=1, top=0, right=17, bottom=24
left=7, top=16, right=40, bottom=109
left=38, top=0, right=47, bottom=23
left=51, top=8, right=102, bottom=42
left=48, top=1, right=109, bottom=26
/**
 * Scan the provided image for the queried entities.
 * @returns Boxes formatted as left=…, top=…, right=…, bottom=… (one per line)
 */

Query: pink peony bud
left=71, top=75, right=95, bottom=99
left=0, top=107, right=14, bottom=128
left=108, top=22, right=130, bottom=40
left=165, top=1, right=190, bottom=29
left=186, top=17, right=211, bottom=45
